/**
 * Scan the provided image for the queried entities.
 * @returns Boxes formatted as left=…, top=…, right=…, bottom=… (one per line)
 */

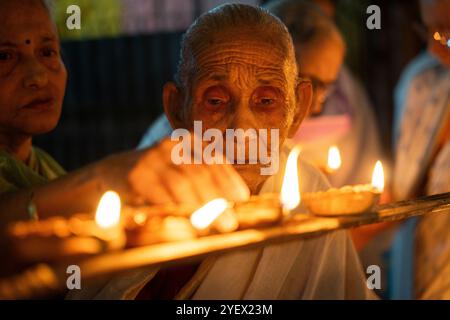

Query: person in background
left=264, top=0, right=396, bottom=298
left=0, top=0, right=248, bottom=234
left=265, top=0, right=383, bottom=189
left=389, top=0, right=450, bottom=300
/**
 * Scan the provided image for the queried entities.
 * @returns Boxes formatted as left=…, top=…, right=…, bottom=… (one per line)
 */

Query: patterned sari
left=391, top=54, right=450, bottom=299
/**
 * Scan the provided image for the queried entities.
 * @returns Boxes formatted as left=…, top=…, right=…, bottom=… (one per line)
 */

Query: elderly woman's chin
left=14, top=108, right=62, bottom=136
left=233, top=163, right=268, bottom=195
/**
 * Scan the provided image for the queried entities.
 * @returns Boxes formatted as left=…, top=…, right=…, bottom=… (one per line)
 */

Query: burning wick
left=280, top=145, right=301, bottom=213
left=327, top=145, right=341, bottom=173
left=95, top=191, right=121, bottom=229
left=433, top=32, right=441, bottom=41
left=93, top=191, right=126, bottom=248
left=190, top=198, right=229, bottom=230
left=371, top=161, right=385, bottom=193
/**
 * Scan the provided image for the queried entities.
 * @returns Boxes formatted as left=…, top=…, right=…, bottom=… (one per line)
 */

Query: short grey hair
left=175, top=3, right=297, bottom=90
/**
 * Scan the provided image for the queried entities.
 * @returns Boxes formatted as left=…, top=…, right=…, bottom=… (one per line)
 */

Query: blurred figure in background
left=266, top=0, right=383, bottom=189
left=390, top=0, right=450, bottom=300
left=265, top=0, right=393, bottom=298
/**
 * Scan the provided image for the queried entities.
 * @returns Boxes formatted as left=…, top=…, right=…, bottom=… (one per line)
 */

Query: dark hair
left=264, top=0, right=343, bottom=46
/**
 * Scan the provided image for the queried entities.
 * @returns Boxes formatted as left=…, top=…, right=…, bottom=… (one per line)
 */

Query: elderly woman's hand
left=95, top=138, right=250, bottom=207
left=0, top=137, right=249, bottom=225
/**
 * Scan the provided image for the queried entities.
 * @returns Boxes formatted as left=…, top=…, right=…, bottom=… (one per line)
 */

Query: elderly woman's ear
left=288, top=79, right=313, bottom=138
left=163, top=82, right=186, bottom=129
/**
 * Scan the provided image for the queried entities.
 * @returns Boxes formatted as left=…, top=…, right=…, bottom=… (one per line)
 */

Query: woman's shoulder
left=32, top=147, right=66, bottom=178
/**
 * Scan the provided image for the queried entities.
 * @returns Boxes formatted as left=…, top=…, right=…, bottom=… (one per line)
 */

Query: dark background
left=34, top=0, right=425, bottom=171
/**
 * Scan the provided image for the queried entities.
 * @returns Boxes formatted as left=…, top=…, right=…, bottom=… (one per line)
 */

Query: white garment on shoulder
left=193, top=150, right=373, bottom=299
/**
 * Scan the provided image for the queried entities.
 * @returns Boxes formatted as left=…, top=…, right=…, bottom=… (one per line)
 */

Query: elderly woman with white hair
left=77, top=3, right=376, bottom=300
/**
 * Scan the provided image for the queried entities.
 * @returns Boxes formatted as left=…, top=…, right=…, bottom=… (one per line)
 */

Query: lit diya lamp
left=191, top=146, right=302, bottom=232
left=125, top=147, right=304, bottom=246
left=315, top=145, right=341, bottom=175
left=191, top=194, right=286, bottom=234
left=125, top=193, right=286, bottom=247
left=189, top=146, right=303, bottom=234
left=8, top=191, right=126, bottom=263
left=326, top=145, right=342, bottom=174
left=303, top=161, right=385, bottom=216
left=280, top=145, right=302, bottom=215
left=125, top=210, right=198, bottom=247
left=124, top=199, right=236, bottom=247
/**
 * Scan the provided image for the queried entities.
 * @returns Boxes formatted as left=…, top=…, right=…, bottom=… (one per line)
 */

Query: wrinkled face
left=0, top=0, right=67, bottom=137
left=421, top=0, right=450, bottom=67
left=296, top=36, right=344, bottom=115
left=179, top=30, right=303, bottom=194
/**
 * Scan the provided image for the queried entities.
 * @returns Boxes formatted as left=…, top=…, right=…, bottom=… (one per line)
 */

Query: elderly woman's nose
left=22, top=57, right=49, bottom=89
left=229, top=100, right=257, bottom=129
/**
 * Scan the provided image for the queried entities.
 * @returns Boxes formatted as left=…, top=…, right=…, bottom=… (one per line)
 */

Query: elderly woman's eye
left=253, top=86, right=280, bottom=108
left=0, top=51, right=13, bottom=61
left=207, top=98, right=224, bottom=106
left=41, top=47, right=58, bottom=58
left=256, top=97, right=276, bottom=107
left=260, top=98, right=275, bottom=105
left=203, top=86, right=229, bottom=108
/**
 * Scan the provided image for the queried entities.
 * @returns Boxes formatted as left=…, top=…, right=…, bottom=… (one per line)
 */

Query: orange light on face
left=327, top=145, right=342, bottom=171
left=371, top=161, right=385, bottom=193
left=280, top=146, right=301, bottom=212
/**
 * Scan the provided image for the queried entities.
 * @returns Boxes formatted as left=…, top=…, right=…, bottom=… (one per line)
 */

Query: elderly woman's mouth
left=232, top=163, right=264, bottom=170
left=21, top=97, right=55, bottom=112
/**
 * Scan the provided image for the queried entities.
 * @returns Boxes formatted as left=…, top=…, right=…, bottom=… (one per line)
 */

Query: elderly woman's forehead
left=196, top=39, right=288, bottom=64
left=194, top=29, right=291, bottom=67
left=187, top=35, right=297, bottom=90
left=193, top=43, right=292, bottom=83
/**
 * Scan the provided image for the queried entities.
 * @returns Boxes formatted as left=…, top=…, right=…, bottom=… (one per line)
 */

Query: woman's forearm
left=33, top=164, right=105, bottom=218
left=0, top=163, right=105, bottom=227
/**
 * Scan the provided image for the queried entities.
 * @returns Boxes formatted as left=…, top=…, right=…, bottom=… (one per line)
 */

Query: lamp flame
left=95, top=191, right=121, bottom=229
left=190, top=198, right=229, bottom=230
left=280, top=146, right=301, bottom=211
left=371, top=161, right=385, bottom=192
left=433, top=32, right=441, bottom=41
left=327, top=145, right=342, bottom=171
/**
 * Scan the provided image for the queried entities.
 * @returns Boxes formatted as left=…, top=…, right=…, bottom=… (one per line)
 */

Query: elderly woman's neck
left=0, top=133, right=33, bottom=163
